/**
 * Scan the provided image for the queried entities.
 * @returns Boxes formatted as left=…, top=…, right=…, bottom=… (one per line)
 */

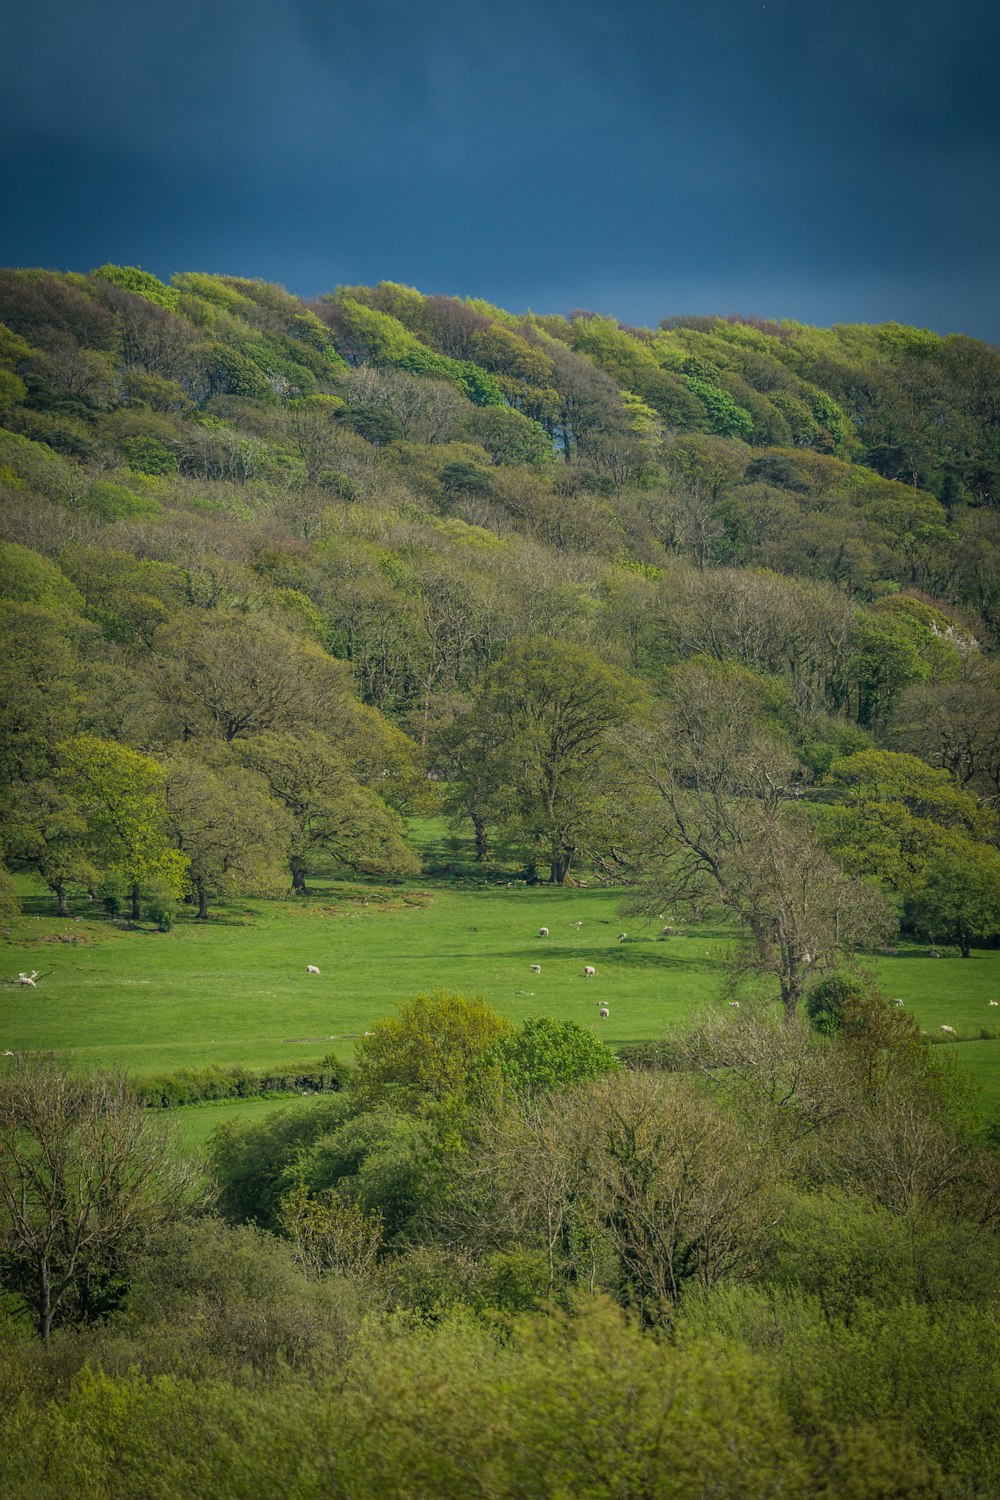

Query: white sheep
left=306, top=965, right=321, bottom=975
left=939, top=1024, right=956, bottom=1034
left=599, top=1006, right=609, bottom=1019
left=660, top=926, right=674, bottom=936
left=3, top=1050, right=13, bottom=1057
left=530, top=964, right=541, bottom=974
left=894, top=998, right=904, bottom=1007
left=583, top=964, right=596, bottom=977
left=617, top=932, right=628, bottom=942
left=728, top=1000, right=740, bottom=1009
left=17, top=971, right=38, bottom=988
left=538, top=927, right=549, bottom=937
left=989, top=1000, right=998, bottom=1007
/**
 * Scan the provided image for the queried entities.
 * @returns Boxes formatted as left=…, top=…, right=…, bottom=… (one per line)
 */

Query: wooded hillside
left=1, top=266, right=999, bottom=970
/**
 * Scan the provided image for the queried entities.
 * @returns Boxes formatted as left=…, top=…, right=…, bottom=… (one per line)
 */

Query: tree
left=0, top=861, right=19, bottom=932
left=277, top=1182, right=383, bottom=1279
left=820, top=748, right=999, bottom=953
left=152, top=613, right=355, bottom=744
left=460, top=637, right=643, bottom=884
left=623, top=661, right=893, bottom=1016
left=0, top=602, right=84, bottom=787
left=164, top=754, right=291, bottom=918
left=468, top=406, right=553, bottom=467
left=432, top=698, right=517, bottom=862
left=475, top=1016, right=620, bottom=1098
left=235, top=731, right=418, bottom=892
left=893, top=658, right=1000, bottom=808
left=906, top=839, right=1000, bottom=958
left=58, top=734, right=186, bottom=920
left=580, top=1072, right=778, bottom=1320
left=0, top=1056, right=191, bottom=1342
left=1, top=776, right=98, bottom=916
left=353, top=990, right=511, bottom=1114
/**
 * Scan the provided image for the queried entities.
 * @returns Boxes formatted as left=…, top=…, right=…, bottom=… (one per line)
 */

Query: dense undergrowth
left=1, top=991, right=999, bottom=1497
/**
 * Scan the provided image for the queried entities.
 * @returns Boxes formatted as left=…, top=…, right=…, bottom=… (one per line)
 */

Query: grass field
left=3, top=820, right=1000, bottom=1115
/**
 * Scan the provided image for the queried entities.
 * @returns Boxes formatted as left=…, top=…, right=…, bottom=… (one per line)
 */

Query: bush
left=805, top=973, right=867, bottom=1036
left=133, top=1059, right=347, bottom=1109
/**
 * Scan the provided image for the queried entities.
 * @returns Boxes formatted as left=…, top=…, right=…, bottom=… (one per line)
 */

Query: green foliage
left=805, top=973, right=867, bottom=1036
left=84, top=479, right=160, bottom=520
left=0, top=542, right=83, bottom=613
left=477, top=1015, right=620, bottom=1096
left=328, top=295, right=506, bottom=405
left=135, top=1059, right=345, bottom=1108
left=906, top=840, right=1000, bottom=955
left=458, top=635, right=644, bottom=884
left=208, top=1096, right=354, bottom=1228
left=820, top=750, right=999, bottom=948
left=278, top=1180, right=383, bottom=1277
left=290, top=1109, right=438, bottom=1243
left=0, top=368, right=27, bottom=415
left=0, top=861, right=19, bottom=931
left=91, top=264, right=180, bottom=311
left=57, top=734, right=187, bottom=910
left=353, top=989, right=511, bottom=1114
left=120, top=436, right=178, bottom=475
left=235, top=729, right=419, bottom=889
left=469, top=404, right=553, bottom=465
left=0, top=1056, right=192, bottom=1341
left=684, top=374, right=755, bottom=439
left=0, top=429, right=74, bottom=502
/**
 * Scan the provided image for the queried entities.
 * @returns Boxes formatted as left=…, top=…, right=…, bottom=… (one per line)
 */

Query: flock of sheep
left=534, top=925, right=611, bottom=1017
left=303, top=922, right=618, bottom=1019
left=8, top=942, right=1000, bottom=1051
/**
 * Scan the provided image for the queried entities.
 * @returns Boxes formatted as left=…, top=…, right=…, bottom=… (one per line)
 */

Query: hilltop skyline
left=2, top=0, right=999, bottom=340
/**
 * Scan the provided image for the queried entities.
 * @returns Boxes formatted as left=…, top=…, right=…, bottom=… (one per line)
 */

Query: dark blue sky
left=4, top=0, right=999, bottom=339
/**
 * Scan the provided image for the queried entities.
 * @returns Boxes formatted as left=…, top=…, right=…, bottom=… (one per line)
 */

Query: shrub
left=805, top=973, right=867, bottom=1036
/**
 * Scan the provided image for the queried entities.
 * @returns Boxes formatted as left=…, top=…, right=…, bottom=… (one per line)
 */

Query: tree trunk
left=779, top=974, right=801, bottom=1021
left=130, top=884, right=141, bottom=921
left=38, top=1265, right=53, bottom=1346
left=550, top=853, right=572, bottom=885
left=959, top=939, right=971, bottom=958
left=54, top=882, right=69, bottom=919
left=472, top=814, right=489, bottom=863
left=291, top=860, right=308, bottom=895
left=196, top=880, right=209, bottom=921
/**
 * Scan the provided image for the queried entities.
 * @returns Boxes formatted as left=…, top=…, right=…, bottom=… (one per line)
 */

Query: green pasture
left=3, top=825, right=1000, bottom=1113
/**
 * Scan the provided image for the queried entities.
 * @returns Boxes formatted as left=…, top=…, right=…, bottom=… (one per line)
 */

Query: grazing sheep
left=599, top=1006, right=610, bottom=1019
left=583, top=965, right=596, bottom=977
left=660, top=926, right=674, bottom=936
left=728, top=1001, right=740, bottom=1009
left=929, top=948, right=941, bottom=958
left=939, top=1024, right=956, bottom=1034
left=538, top=927, right=549, bottom=937
left=894, top=998, right=905, bottom=1007
left=17, top=971, right=38, bottom=988
left=572, top=920, right=584, bottom=927
left=618, top=932, right=628, bottom=942
left=3, top=1050, right=13, bottom=1057
left=306, top=965, right=321, bottom=975
left=989, top=1000, right=998, bottom=1007
left=530, top=964, right=541, bottom=974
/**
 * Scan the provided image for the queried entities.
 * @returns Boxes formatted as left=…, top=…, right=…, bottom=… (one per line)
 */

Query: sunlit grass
left=3, top=824, right=999, bottom=1114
